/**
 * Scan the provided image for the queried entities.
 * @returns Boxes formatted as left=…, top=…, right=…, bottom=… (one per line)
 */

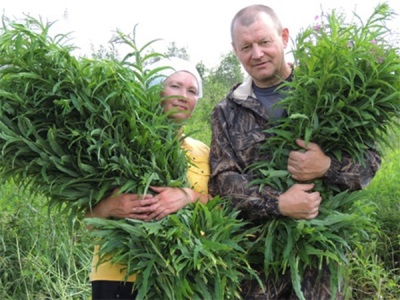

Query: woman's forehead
left=165, top=71, right=199, bottom=87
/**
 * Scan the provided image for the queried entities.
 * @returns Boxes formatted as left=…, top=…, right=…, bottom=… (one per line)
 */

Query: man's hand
left=278, top=183, right=321, bottom=219
left=288, top=139, right=331, bottom=181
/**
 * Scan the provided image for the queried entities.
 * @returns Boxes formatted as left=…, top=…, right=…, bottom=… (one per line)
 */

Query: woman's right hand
left=85, top=189, right=158, bottom=220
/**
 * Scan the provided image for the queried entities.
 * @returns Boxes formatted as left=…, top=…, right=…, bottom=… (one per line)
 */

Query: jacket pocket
left=230, top=129, right=266, bottom=166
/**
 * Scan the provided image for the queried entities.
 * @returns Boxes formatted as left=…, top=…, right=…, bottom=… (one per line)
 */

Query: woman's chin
left=170, top=113, right=191, bottom=122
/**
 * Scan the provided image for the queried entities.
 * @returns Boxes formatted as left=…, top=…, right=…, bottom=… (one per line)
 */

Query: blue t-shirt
left=252, top=74, right=292, bottom=120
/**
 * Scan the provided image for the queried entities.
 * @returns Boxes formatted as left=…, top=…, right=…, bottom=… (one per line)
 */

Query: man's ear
left=282, top=28, right=289, bottom=48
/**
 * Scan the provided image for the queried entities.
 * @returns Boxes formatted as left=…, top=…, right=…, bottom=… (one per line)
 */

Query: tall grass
left=346, top=125, right=400, bottom=299
left=0, top=181, right=91, bottom=299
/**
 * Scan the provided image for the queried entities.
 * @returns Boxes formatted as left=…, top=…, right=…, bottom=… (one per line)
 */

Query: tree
left=211, top=51, right=244, bottom=87
left=196, top=60, right=206, bottom=79
left=166, top=41, right=190, bottom=60
left=90, top=42, right=120, bottom=60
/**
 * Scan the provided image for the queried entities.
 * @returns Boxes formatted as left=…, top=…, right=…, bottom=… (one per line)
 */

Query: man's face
left=232, top=13, right=289, bottom=88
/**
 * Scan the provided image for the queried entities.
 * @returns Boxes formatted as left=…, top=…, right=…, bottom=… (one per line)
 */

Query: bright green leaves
left=279, top=3, right=400, bottom=160
left=0, top=16, right=188, bottom=216
left=86, top=197, right=259, bottom=300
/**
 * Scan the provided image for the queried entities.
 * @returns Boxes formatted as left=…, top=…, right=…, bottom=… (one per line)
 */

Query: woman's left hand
left=143, top=186, right=198, bottom=221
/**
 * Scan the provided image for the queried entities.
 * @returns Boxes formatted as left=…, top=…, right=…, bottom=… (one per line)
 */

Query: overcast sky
left=2, top=0, right=400, bottom=68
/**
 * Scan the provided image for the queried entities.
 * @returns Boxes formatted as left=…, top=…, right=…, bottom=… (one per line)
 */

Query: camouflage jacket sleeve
left=323, top=149, right=381, bottom=190
left=208, top=100, right=282, bottom=222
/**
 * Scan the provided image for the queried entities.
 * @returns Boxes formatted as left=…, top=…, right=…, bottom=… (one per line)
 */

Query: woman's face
left=161, top=71, right=199, bottom=121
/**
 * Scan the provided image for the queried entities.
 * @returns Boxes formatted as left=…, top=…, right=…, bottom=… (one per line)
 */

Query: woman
left=86, top=57, right=210, bottom=299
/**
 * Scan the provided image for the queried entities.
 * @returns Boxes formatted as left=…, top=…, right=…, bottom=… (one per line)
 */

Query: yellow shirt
left=90, top=137, right=210, bottom=282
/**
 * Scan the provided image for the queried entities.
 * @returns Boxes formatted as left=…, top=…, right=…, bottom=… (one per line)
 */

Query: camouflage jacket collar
left=228, top=76, right=269, bottom=119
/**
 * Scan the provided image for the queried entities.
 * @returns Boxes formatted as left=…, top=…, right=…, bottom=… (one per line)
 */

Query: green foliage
left=249, top=4, right=400, bottom=299
left=212, top=51, right=244, bottom=88
left=91, top=43, right=120, bottom=60
left=0, top=9, right=398, bottom=300
left=269, top=3, right=400, bottom=166
left=86, top=196, right=260, bottom=300
left=166, top=41, right=190, bottom=60
left=0, top=180, right=91, bottom=299
left=347, top=240, right=400, bottom=299
left=368, top=143, right=400, bottom=245
left=360, top=128, right=400, bottom=292
left=345, top=138, right=400, bottom=299
left=0, top=16, right=188, bottom=216
left=1, top=121, right=397, bottom=300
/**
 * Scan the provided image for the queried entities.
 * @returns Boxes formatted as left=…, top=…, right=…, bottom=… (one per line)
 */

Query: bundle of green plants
left=0, top=16, right=188, bottom=217
left=86, top=196, right=260, bottom=300
left=249, top=3, right=400, bottom=299
left=0, top=16, right=261, bottom=299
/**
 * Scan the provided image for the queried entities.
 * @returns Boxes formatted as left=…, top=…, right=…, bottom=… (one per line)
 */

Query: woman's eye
left=168, top=84, right=180, bottom=90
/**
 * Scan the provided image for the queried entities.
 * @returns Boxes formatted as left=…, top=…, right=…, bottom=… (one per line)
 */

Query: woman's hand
left=85, top=189, right=158, bottom=220
left=142, top=186, right=206, bottom=221
left=86, top=186, right=209, bottom=223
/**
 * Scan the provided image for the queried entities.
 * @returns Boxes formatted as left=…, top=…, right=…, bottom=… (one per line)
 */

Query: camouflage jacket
left=209, top=77, right=381, bottom=222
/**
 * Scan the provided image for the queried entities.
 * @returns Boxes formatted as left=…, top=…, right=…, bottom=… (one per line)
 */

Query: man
left=208, top=4, right=380, bottom=299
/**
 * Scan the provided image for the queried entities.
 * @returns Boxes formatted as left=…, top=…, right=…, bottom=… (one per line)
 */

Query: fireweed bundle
left=87, top=197, right=260, bottom=300
left=0, top=16, right=260, bottom=298
left=249, top=4, right=400, bottom=299
left=0, top=16, right=187, bottom=216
